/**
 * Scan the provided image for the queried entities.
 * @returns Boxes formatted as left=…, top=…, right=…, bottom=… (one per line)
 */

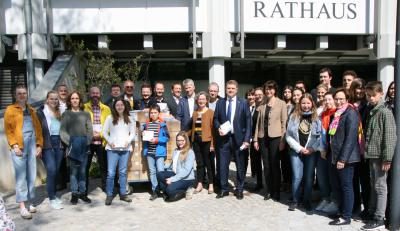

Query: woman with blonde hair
left=156, top=131, right=195, bottom=202
left=286, top=93, right=322, bottom=211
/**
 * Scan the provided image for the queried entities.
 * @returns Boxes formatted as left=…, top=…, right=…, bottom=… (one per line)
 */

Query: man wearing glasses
left=123, top=80, right=135, bottom=110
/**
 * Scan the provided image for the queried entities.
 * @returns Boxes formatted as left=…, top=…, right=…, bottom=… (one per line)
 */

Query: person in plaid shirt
left=84, top=86, right=112, bottom=195
left=361, top=81, right=396, bottom=231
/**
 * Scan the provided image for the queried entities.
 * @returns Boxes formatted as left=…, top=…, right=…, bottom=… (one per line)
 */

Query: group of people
left=2, top=67, right=397, bottom=230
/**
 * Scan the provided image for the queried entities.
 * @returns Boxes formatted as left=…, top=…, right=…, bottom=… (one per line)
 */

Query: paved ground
left=2, top=164, right=373, bottom=231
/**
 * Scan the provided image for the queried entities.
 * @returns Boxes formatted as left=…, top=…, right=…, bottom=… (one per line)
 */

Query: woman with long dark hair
left=385, top=81, right=395, bottom=115
left=103, top=98, right=135, bottom=205
left=60, top=91, right=93, bottom=205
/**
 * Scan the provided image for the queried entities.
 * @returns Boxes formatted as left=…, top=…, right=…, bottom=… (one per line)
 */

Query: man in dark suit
left=164, top=82, right=182, bottom=118
left=134, top=82, right=156, bottom=111
left=214, top=80, right=252, bottom=200
left=177, top=78, right=197, bottom=131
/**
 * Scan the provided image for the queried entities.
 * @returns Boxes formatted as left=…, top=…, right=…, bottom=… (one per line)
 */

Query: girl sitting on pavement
left=157, top=131, right=195, bottom=202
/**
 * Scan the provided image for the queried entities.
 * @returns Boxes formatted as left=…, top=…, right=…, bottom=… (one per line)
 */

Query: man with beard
left=56, top=84, right=69, bottom=191
left=134, top=83, right=156, bottom=111
left=84, top=86, right=112, bottom=193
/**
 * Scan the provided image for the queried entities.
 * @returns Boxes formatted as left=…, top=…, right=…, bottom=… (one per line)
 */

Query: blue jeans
left=317, top=153, right=331, bottom=200
left=290, top=150, right=317, bottom=203
left=157, top=171, right=195, bottom=198
left=331, top=163, right=355, bottom=220
left=147, top=155, right=165, bottom=192
left=42, top=136, right=63, bottom=200
left=11, top=133, right=37, bottom=203
left=106, top=150, right=130, bottom=196
left=70, top=154, right=88, bottom=194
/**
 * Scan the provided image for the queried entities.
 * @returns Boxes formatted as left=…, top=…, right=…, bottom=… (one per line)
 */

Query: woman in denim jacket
left=286, top=93, right=322, bottom=212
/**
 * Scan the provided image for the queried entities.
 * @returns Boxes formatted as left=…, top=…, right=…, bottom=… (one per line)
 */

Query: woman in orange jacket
left=4, top=84, right=43, bottom=220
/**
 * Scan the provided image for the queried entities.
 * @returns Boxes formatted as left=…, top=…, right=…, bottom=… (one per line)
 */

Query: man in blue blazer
left=213, top=80, right=252, bottom=200
left=177, top=79, right=197, bottom=132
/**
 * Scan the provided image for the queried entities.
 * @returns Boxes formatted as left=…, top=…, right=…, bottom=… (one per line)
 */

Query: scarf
left=320, top=108, right=336, bottom=150
left=328, top=104, right=365, bottom=154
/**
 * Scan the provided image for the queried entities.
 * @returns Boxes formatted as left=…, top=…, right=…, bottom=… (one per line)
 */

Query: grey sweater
left=60, top=110, right=93, bottom=146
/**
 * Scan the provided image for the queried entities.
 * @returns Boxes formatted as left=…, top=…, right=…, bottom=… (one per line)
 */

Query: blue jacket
left=177, top=96, right=198, bottom=131
left=213, top=97, right=252, bottom=144
left=165, top=149, right=195, bottom=183
left=330, top=107, right=361, bottom=164
left=285, top=114, right=322, bottom=154
left=142, top=119, right=169, bottom=157
left=36, top=105, right=62, bottom=149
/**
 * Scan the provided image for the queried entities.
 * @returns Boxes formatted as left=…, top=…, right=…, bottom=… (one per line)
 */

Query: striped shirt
left=92, top=103, right=102, bottom=145
left=194, top=112, right=203, bottom=137
left=147, top=122, right=160, bottom=155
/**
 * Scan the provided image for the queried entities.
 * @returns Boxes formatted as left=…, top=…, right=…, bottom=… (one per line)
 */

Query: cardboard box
left=128, top=170, right=141, bottom=181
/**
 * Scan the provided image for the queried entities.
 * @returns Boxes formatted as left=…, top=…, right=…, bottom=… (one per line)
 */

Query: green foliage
left=64, top=36, right=142, bottom=94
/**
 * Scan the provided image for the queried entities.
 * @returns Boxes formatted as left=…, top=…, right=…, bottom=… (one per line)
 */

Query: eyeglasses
left=125, top=86, right=134, bottom=89
left=334, top=98, right=347, bottom=102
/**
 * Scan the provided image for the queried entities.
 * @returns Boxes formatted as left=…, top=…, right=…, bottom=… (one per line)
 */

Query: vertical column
left=209, top=58, right=225, bottom=97
left=34, top=60, right=44, bottom=86
left=376, top=0, right=397, bottom=93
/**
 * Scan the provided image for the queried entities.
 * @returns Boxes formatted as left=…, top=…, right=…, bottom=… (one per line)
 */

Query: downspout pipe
left=240, top=0, right=244, bottom=58
left=192, top=0, right=196, bottom=59
left=391, top=0, right=400, bottom=229
left=24, top=0, right=35, bottom=95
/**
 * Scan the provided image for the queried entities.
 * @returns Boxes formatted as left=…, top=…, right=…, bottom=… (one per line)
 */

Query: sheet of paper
left=93, top=124, right=102, bottom=133
left=220, top=121, right=232, bottom=135
left=157, top=103, right=169, bottom=113
left=142, top=130, right=155, bottom=141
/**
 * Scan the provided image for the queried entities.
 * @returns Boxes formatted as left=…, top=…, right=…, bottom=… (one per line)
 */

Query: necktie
left=227, top=98, right=232, bottom=122
left=251, top=106, right=255, bottom=116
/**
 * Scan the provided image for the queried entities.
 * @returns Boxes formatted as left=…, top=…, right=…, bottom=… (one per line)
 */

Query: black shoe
left=250, top=184, right=263, bottom=192
left=288, top=203, right=298, bottom=211
left=79, top=194, right=92, bottom=203
left=272, top=193, right=280, bottom=201
left=329, top=218, right=351, bottom=226
left=264, top=193, right=271, bottom=201
left=235, top=191, right=244, bottom=200
left=216, top=191, right=229, bottom=199
left=120, top=195, right=132, bottom=203
left=361, top=219, right=385, bottom=231
left=360, top=210, right=374, bottom=221
left=149, top=192, right=158, bottom=201
left=70, top=193, right=78, bottom=205
left=303, top=202, right=312, bottom=211
left=167, top=192, right=186, bottom=202
left=105, top=196, right=113, bottom=206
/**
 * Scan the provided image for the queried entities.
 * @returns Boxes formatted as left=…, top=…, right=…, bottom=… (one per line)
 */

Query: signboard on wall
left=244, top=0, right=373, bottom=34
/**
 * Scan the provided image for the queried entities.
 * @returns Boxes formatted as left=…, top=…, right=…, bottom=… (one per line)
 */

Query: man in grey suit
left=177, top=79, right=197, bottom=132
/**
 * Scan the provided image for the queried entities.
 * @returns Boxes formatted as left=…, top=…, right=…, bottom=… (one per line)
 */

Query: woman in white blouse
left=102, top=98, right=135, bottom=205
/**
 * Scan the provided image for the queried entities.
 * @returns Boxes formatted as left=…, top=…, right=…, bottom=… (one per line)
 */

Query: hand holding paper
left=143, top=130, right=155, bottom=141
left=219, top=121, right=232, bottom=136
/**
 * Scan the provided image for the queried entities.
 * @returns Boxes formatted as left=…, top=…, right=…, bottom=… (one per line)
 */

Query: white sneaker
left=20, top=208, right=32, bottom=219
left=55, top=197, right=63, bottom=204
left=185, top=187, right=194, bottom=200
left=29, top=205, right=37, bottom=213
left=321, top=201, right=339, bottom=214
left=50, top=200, right=64, bottom=210
left=315, top=199, right=330, bottom=211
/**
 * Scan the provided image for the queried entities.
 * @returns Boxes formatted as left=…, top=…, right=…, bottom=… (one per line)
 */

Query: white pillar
left=378, top=59, right=394, bottom=94
left=209, top=58, right=225, bottom=98
left=375, top=0, right=396, bottom=93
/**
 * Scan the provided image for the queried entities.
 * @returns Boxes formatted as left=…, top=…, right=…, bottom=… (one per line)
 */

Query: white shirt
left=173, top=96, right=180, bottom=105
left=249, top=104, right=256, bottom=117
left=225, top=96, right=237, bottom=133
left=102, top=115, right=136, bottom=151
left=188, top=93, right=195, bottom=118
left=208, top=99, right=218, bottom=111
left=172, top=150, right=180, bottom=173
left=59, top=101, right=67, bottom=114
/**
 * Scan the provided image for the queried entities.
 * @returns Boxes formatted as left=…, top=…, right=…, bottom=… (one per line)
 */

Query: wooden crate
left=127, top=118, right=180, bottom=182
